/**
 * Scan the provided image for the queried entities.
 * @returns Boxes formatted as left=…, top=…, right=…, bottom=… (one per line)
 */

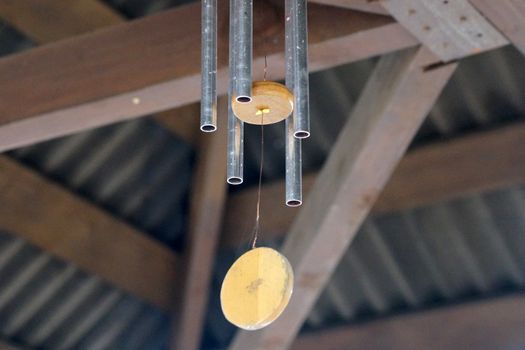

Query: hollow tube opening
left=236, top=96, right=252, bottom=103
left=227, top=177, right=243, bottom=185
left=286, top=199, right=302, bottom=207
left=201, top=124, right=217, bottom=132
left=294, top=130, right=310, bottom=139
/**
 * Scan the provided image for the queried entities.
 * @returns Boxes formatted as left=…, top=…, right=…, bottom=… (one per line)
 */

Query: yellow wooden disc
left=220, top=247, right=294, bottom=330
left=232, top=81, right=294, bottom=125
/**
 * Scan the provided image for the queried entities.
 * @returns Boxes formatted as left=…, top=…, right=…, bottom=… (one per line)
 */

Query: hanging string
left=250, top=55, right=269, bottom=249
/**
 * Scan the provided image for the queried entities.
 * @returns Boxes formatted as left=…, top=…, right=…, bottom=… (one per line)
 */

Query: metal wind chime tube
left=231, top=0, right=253, bottom=103
left=285, top=0, right=302, bottom=206
left=292, top=0, right=310, bottom=138
left=227, top=0, right=244, bottom=184
left=201, top=0, right=308, bottom=202
left=200, top=0, right=217, bottom=132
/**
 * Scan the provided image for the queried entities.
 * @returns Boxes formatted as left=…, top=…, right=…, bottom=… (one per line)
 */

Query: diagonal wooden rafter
left=0, top=0, right=124, bottom=41
left=292, top=295, right=525, bottom=350
left=229, top=46, right=457, bottom=350
left=469, top=0, right=525, bottom=56
left=0, top=0, right=200, bottom=146
left=0, top=156, right=179, bottom=310
left=170, top=99, right=229, bottom=350
left=222, top=122, right=525, bottom=247
left=0, top=1, right=418, bottom=152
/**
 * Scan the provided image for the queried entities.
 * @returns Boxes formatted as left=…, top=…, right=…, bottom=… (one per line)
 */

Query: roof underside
left=0, top=1, right=524, bottom=349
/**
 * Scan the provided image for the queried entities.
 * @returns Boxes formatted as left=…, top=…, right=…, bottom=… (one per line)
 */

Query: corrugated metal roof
left=0, top=231, right=170, bottom=349
left=1, top=1, right=525, bottom=349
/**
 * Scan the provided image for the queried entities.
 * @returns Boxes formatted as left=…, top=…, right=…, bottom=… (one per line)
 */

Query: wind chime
left=200, top=0, right=309, bottom=330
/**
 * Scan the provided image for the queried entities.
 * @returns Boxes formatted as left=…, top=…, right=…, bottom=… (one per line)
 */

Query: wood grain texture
left=380, top=0, right=508, bottom=61
left=308, top=0, right=389, bottom=15
left=228, top=47, right=457, bottom=350
left=470, top=0, right=525, bottom=56
left=0, top=156, right=179, bottom=310
left=292, top=295, right=525, bottom=350
left=0, top=2, right=417, bottom=151
left=220, top=247, right=293, bottom=331
left=223, top=122, right=525, bottom=247
left=170, top=100, right=229, bottom=350
left=0, top=0, right=200, bottom=146
left=232, top=81, right=294, bottom=125
left=0, top=0, right=123, bottom=42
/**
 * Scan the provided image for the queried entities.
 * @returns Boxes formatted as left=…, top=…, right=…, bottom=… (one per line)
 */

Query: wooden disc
left=232, top=81, right=294, bottom=125
left=220, top=247, right=294, bottom=330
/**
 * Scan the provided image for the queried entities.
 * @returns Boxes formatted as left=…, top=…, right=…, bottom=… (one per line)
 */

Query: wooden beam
left=0, top=0, right=124, bottom=42
left=292, top=295, right=525, bottom=350
left=155, top=104, right=201, bottom=147
left=223, top=122, right=525, bottom=247
left=170, top=100, right=228, bottom=350
left=308, top=0, right=389, bottom=15
left=469, top=0, right=525, bottom=56
left=0, top=2, right=417, bottom=151
left=0, top=0, right=199, bottom=146
left=0, top=156, right=179, bottom=311
left=228, top=47, right=456, bottom=350
left=380, top=0, right=507, bottom=62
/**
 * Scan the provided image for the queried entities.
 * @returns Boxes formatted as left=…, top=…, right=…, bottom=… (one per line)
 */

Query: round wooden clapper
left=220, top=247, right=294, bottom=330
left=232, top=81, right=294, bottom=125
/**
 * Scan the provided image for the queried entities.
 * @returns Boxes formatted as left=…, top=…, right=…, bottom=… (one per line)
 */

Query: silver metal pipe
left=227, top=90, right=244, bottom=185
left=285, top=0, right=302, bottom=206
left=285, top=118, right=302, bottom=206
left=200, top=0, right=217, bottom=132
left=227, top=0, right=244, bottom=184
left=292, top=0, right=310, bottom=138
left=231, top=0, right=252, bottom=103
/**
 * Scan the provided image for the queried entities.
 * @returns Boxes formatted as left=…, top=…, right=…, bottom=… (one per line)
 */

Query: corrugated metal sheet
left=1, top=1, right=525, bottom=349
left=0, top=231, right=170, bottom=349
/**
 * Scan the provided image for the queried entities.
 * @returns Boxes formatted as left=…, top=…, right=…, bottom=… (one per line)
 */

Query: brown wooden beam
left=228, top=47, right=456, bottom=350
left=0, top=0, right=200, bottom=146
left=0, top=0, right=124, bottom=42
left=0, top=2, right=417, bottom=152
left=170, top=100, right=228, bottom=350
left=292, top=295, right=525, bottom=350
left=223, top=122, right=525, bottom=247
left=0, top=156, right=179, bottom=310
left=470, top=0, right=525, bottom=56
